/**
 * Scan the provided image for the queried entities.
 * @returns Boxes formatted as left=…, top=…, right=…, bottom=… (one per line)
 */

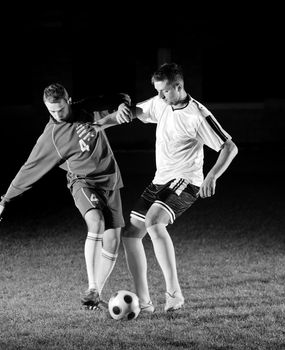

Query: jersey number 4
left=79, top=139, right=90, bottom=152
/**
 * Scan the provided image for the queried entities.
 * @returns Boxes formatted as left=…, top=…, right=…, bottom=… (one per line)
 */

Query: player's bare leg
left=82, top=208, right=104, bottom=309
left=122, top=218, right=154, bottom=312
left=146, top=205, right=184, bottom=311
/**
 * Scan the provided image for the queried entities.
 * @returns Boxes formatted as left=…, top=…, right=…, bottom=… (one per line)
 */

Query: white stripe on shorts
left=169, top=178, right=189, bottom=196
left=81, top=188, right=96, bottom=208
left=130, top=210, right=146, bottom=222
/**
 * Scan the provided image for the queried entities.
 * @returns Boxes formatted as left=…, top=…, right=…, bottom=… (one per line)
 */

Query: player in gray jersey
left=0, top=83, right=131, bottom=310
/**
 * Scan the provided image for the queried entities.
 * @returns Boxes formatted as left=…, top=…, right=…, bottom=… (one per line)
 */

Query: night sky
left=1, top=7, right=284, bottom=104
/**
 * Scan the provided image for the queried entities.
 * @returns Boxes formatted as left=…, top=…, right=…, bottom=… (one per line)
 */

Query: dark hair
left=151, top=63, right=184, bottom=86
left=43, top=83, right=69, bottom=103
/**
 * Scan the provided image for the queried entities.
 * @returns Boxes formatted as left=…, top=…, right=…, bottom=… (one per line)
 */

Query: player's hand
left=116, top=103, right=132, bottom=124
left=119, top=93, right=131, bottom=106
left=0, top=204, right=5, bottom=222
left=198, top=174, right=216, bottom=198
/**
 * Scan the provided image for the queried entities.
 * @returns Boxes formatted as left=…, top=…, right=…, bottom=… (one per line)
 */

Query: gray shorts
left=71, top=186, right=125, bottom=230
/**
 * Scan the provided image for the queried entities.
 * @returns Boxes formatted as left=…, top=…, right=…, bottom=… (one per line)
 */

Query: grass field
left=1, top=170, right=285, bottom=350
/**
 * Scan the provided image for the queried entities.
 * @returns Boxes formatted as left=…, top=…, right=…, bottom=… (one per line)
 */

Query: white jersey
left=137, top=95, right=231, bottom=187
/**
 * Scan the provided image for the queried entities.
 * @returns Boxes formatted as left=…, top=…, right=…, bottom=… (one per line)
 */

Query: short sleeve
left=197, top=114, right=231, bottom=151
left=136, top=97, right=158, bottom=124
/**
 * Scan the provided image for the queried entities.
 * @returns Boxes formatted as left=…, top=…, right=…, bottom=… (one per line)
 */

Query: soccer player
left=0, top=83, right=131, bottom=310
left=118, top=63, right=238, bottom=312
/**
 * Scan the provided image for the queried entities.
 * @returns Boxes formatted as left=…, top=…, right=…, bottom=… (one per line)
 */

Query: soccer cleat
left=164, top=291, right=184, bottom=312
left=97, top=298, right=108, bottom=310
left=81, top=288, right=100, bottom=308
left=139, top=300, right=155, bottom=313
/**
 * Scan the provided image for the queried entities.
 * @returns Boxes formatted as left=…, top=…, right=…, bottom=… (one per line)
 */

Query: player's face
left=45, top=98, right=71, bottom=122
left=154, top=80, right=180, bottom=105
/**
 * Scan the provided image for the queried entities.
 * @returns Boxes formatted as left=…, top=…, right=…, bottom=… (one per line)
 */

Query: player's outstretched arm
left=198, top=139, right=238, bottom=198
left=93, top=105, right=144, bottom=130
left=92, top=103, right=131, bottom=130
left=114, top=105, right=144, bottom=124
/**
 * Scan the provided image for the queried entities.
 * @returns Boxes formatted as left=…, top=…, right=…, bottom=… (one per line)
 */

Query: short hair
left=151, top=63, right=184, bottom=86
left=43, top=83, right=69, bottom=103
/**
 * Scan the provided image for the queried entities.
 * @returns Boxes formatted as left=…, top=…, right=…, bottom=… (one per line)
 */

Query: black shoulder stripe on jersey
left=206, top=115, right=228, bottom=142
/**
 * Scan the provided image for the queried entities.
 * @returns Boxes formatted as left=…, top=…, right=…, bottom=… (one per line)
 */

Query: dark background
left=1, top=7, right=284, bottom=103
left=0, top=6, right=284, bottom=216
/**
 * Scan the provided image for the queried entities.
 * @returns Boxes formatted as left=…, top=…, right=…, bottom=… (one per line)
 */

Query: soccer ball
left=108, top=290, right=140, bottom=320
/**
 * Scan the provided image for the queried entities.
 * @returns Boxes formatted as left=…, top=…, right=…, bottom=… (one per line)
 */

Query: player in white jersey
left=118, top=63, right=238, bottom=312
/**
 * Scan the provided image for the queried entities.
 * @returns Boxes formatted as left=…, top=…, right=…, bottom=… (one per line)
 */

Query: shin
left=122, top=219, right=151, bottom=304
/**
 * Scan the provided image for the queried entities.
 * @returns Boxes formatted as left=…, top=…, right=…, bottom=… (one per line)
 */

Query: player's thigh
left=154, top=180, right=200, bottom=225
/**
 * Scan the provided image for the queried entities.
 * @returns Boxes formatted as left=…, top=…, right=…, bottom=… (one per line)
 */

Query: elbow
left=230, top=141, right=238, bottom=159
left=232, top=143, right=238, bottom=157
left=224, top=139, right=238, bottom=158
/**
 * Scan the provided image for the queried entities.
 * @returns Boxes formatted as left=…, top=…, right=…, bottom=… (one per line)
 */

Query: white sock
left=84, top=231, right=103, bottom=290
left=122, top=237, right=151, bottom=304
left=147, top=224, right=181, bottom=294
left=97, top=248, right=118, bottom=295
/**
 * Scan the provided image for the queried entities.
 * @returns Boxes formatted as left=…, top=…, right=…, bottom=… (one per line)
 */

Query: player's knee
left=147, top=223, right=167, bottom=240
left=84, top=209, right=104, bottom=233
left=145, top=214, right=168, bottom=229
left=122, top=219, right=146, bottom=239
left=145, top=215, right=157, bottom=229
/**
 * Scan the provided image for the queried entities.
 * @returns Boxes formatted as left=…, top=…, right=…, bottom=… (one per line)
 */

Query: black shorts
left=130, top=178, right=199, bottom=224
left=70, top=185, right=125, bottom=230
